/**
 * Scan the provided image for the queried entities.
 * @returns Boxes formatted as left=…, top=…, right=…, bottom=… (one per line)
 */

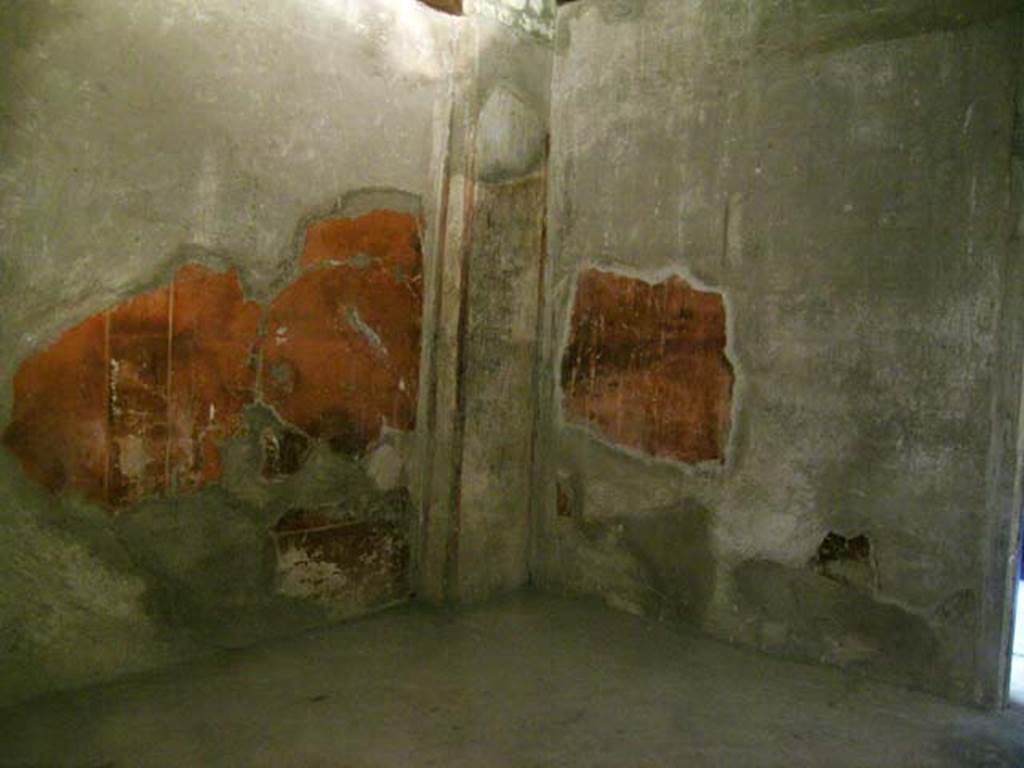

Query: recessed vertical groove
left=165, top=276, right=175, bottom=494
left=446, top=147, right=477, bottom=605
left=103, top=310, right=112, bottom=506
left=420, top=96, right=456, bottom=592
left=525, top=134, right=551, bottom=585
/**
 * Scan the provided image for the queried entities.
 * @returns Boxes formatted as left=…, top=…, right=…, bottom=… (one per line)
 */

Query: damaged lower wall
left=536, top=0, right=1022, bottom=705
left=0, top=0, right=455, bottom=707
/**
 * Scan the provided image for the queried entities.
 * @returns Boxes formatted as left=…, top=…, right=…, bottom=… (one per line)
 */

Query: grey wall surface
left=0, top=0, right=454, bottom=707
left=416, top=9, right=552, bottom=604
left=3, top=0, right=1021, bottom=713
left=536, top=0, right=1023, bottom=705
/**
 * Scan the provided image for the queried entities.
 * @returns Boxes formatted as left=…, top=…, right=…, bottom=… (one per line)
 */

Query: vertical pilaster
left=417, top=1, right=553, bottom=604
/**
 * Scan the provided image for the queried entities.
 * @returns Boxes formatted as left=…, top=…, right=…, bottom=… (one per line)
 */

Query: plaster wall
left=537, top=0, right=1022, bottom=705
left=4, top=0, right=1021, bottom=713
left=0, top=0, right=455, bottom=707
left=418, top=10, right=552, bottom=604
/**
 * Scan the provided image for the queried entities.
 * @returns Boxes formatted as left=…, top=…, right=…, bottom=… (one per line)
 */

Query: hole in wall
left=416, top=0, right=462, bottom=16
left=812, top=532, right=878, bottom=594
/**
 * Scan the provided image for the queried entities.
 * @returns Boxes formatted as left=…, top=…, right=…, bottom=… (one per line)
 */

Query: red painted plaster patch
left=4, top=266, right=261, bottom=507
left=4, top=211, right=423, bottom=506
left=262, top=213, right=422, bottom=454
left=168, top=265, right=262, bottom=492
left=107, top=285, right=171, bottom=505
left=561, top=269, right=734, bottom=465
left=3, top=314, right=109, bottom=504
left=301, top=210, right=421, bottom=273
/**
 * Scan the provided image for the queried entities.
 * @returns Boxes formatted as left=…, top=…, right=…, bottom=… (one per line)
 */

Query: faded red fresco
left=561, top=269, right=733, bottom=464
left=168, top=265, right=262, bottom=493
left=262, top=211, right=422, bottom=454
left=107, top=285, right=172, bottom=506
left=301, top=209, right=421, bottom=272
left=4, top=210, right=423, bottom=506
left=3, top=314, right=109, bottom=504
left=4, top=266, right=260, bottom=507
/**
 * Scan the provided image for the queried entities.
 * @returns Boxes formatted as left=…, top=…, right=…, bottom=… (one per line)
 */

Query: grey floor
left=2, top=591, right=1023, bottom=768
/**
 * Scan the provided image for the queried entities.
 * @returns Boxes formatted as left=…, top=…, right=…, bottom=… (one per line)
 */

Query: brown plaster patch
left=273, top=513, right=410, bottom=609
left=415, top=0, right=463, bottom=16
left=561, top=269, right=734, bottom=464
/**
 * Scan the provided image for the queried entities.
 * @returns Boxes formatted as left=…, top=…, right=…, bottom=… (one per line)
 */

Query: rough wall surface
left=537, top=0, right=1021, bottom=704
left=0, top=0, right=453, bottom=707
left=418, top=13, right=551, bottom=604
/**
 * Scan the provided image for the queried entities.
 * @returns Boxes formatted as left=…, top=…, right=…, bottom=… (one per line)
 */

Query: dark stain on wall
left=734, top=559, right=942, bottom=689
left=813, top=532, right=877, bottom=592
left=620, top=500, right=715, bottom=623
left=561, top=268, right=734, bottom=465
left=260, top=427, right=311, bottom=479
left=416, top=0, right=463, bottom=16
left=4, top=210, right=423, bottom=506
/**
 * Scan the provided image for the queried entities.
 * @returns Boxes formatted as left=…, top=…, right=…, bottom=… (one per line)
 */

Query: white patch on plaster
left=277, top=548, right=350, bottom=600
left=109, top=359, right=122, bottom=418
left=366, top=442, right=403, bottom=491
left=962, top=103, right=975, bottom=135
left=346, top=306, right=387, bottom=356
left=116, top=435, right=150, bottom=481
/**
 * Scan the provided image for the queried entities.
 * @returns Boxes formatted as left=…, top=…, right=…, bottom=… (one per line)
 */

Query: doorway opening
left=1012, top=534, right=1024, bottom=704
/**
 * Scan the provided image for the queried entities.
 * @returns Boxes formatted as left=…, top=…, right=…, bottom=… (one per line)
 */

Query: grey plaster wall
left=417, top=12, right=551, bottom=604
left=537, top=0, right=1022, bottom=705
left=0, top=0, right=454, bottom=707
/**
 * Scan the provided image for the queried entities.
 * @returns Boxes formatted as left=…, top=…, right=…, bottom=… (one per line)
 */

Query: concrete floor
left=2, top=591, right=1023, bottom=768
